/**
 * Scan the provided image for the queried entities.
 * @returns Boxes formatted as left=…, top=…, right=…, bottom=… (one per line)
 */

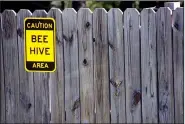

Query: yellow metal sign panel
left=24, top=18, right=56, bottom=72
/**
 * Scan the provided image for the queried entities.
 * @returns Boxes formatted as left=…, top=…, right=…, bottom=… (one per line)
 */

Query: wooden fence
left=0, top=7, right=184, bottom=123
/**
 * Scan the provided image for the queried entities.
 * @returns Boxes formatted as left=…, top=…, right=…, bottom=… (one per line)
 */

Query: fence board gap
left=0, top=7, right=183, bottom=124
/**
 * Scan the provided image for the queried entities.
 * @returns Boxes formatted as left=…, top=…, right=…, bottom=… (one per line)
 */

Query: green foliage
left=133, top=0, right=140, bottom=11
left=86, top=1, right=121, bottom=11
left=51, top=1, right=141, bottom=11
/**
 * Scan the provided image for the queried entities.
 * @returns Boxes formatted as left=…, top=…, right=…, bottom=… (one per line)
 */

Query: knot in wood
left=28, top=103, right=32, bottom=109
left=63, top=34, right=73, bottom=43
left=56, top=36, right=63, bottom=45
left=110, top=79, right=122, bottom=88
left=72, top=98, right=80, bottom=112
left=174, top=22, right=179, bottom=30
left=17, top=28, right=23, bottom=38
left=93, top=38, right=96, bottom=42
left=159, top=102, right=168, bottom=112
left=116, top=80, right=122, bottom=87
left=85, top=22, right=90, bottom=28
left=27, top=103, right=32, bottom=111
left=114, top=88, right=120, bottom=96
left=83, top=59, right=88, bottom=66
left=132, top=90, right=141, bottom=107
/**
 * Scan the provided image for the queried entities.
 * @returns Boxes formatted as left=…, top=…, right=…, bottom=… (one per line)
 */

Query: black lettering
left=32, top=35, right=36, bottom=42
left=45, top=48, right=50, bottom=55
left=30, top=47, right=35, bottom=54
left=38, top=35, right=42, bottom=43
left=43, top=35, right=48, bottom=43
left=39, top=48, right=44, bottom=55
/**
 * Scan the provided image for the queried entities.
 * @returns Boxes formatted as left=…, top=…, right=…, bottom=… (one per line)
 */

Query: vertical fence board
left=2, top=10, right=19, bottom=123
left=0, top=7, right=184, bottom=123
left=156, top=7, right=174, bottom=123
left=62, top=8, right=80, bottom=123
left=108, top=8, right=126, bottom=123
left=47, top=8, right=65, bottom=123
left=141, top=8, right=158, bottom=123
left=93, top=8, right=110, bottom=123
left=172, top=7, right=184, bottom=123
left=124, top=8, right=141, bottom=123
left=77, top=8, right=94, bottom=123
left=17, top=9, right=34, bottom=123
left=32, top=10, right=50, bottom=123
left=0, top=13, right=5, bottom=123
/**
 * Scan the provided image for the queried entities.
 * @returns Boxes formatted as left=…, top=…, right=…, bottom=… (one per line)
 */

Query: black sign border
left=24, top=18, right=56, bottom=72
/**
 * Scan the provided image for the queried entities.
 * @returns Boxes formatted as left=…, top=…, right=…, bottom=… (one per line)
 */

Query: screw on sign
left=24, top=18, right=56, bottom=72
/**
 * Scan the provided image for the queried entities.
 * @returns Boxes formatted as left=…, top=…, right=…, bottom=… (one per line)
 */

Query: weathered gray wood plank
left=32, top=10, right=50, bottom=123
left=0, top=13, right=5, bottom=123
left=156, top=7, right=174, bottom=123
left=93, top=8, right=110, bottom=123
left=141, top=8, right=158, bottom=123
left=124, top=8, right=141, bottom=123
left=2, top=10, right=20, bottom=123
left=62, top=8, right=80, bottom=123
left=77, top=8, right=94, bottom=123
left=108, top=8, right=126, bottom=123
left=47, top=8, right=65, bottom=123
left=17, top=9, right=34, bottom=123
left=172, top=7, right=184, bottom=123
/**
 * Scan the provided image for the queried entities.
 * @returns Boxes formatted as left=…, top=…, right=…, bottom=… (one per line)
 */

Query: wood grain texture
left=17, top=9, right=34, bottom=123
left=141, top=8, right=158, bottom=123
left=93, top=8, right=110, bottom=123
left=32, top=10, right=50, bottom=123
left=2, top=10, right=20, bottom=123
left=108, top=8, right=126, bottom=123
left=62, top=8, right=80, bottom=123
left=124, top=8, right=141, bottom=123
left=156, top=7, right=174, bottom=123
left=0, top=8, right=184, bottom=123
left=77, top=8, right=94, bottom=123
left=47, top=8, right=65, bottom=123
left=0, top=13, right=5, bottom=123
left=172, top=7, right=184, bottom=123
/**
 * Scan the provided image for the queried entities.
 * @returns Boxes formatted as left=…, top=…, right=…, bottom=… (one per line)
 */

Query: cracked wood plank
left=108, top=8, right=126, bottom=123
left=17, top=9, right=34, bottom=123
left=77, top=8, right=94, bottom=123
left=2, top=10, right=20, bottom=123
left=93, top=8, right=110, bottom=123
left=156, top=7, right=174, bottom=123
left=172, top=7, right=184, bottom=123
left=32, top=10, right=50, bottom=123
left=141, top=8, right=158, bottom=123
left=47, top=8, right=65, bottom=123
left=62, top=8, right=80, bottom=123
left=124, top=8, right=141, bottom=123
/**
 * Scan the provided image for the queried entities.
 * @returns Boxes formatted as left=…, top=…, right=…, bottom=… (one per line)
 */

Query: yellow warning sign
left=24, top=18, right=56, bottom=72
